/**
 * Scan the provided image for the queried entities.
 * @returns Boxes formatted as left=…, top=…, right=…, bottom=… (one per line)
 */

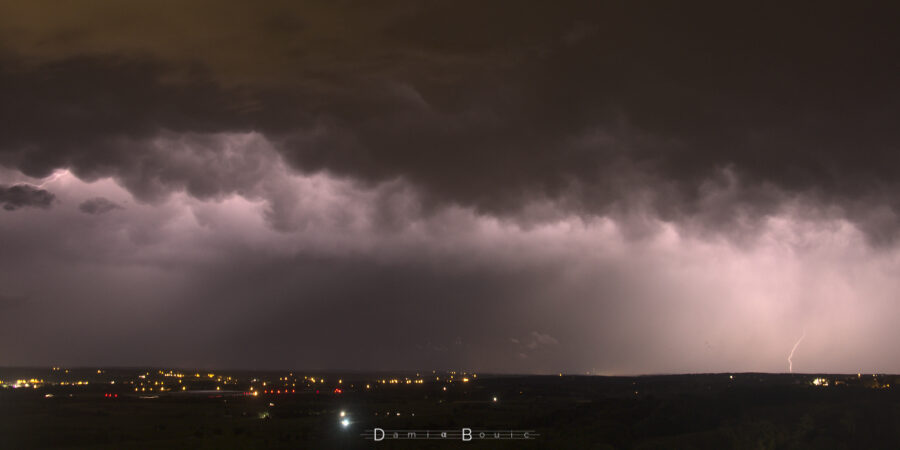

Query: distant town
left=1, top=367, right=893, bottom=396
left=4, top=368, right=900, bottom=447
left=0, top=366, right=485, bottom=398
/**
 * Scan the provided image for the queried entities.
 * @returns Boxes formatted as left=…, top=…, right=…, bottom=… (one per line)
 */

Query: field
left=2, top=370, right=899, bottom=449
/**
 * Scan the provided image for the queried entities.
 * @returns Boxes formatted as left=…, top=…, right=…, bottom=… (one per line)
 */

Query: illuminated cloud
left=0, top=1, right=898, bottom=373
left=0, top=161, right=896, bottom=374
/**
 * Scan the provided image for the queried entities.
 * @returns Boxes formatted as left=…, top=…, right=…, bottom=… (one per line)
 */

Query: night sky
left=1, top=1, right=898, bottom=374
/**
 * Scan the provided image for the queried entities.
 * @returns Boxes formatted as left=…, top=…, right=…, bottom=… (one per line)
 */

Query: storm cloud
left=0, top=1, right=897, bottom=236
left=79, top=197, right=122, bottom=214
left=0, top=1, right=898, bottom=373
left=0, top=184, right=55, bottom=210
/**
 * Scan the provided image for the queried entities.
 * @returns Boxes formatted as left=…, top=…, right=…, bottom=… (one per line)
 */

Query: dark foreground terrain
left=1, top=368, right=898, bottom=449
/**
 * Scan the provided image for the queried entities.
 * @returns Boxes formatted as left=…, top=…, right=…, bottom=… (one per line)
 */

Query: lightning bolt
left=788, top=328, right=806, bottom=373
left=32, top=169, right=70, bottom=188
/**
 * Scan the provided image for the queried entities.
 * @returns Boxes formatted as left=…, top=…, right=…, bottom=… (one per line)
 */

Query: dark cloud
left=0, top=1, right=897, bottom=241
left=0, top=56, right=259, bottom=185
left=79, top=197, right=122, bottom=214
left=0, top=293, right=28, bottom=311
left=511, top=331, right=559, bottom=359
left=0, top=184, right=55, bottom=210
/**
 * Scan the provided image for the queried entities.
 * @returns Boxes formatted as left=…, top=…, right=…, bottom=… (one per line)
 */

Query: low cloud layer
left=0, top=184, right=55, bottom=210
left=79, top=197, right=122, bottom=214
left=0, top=167, right=898, bottom=374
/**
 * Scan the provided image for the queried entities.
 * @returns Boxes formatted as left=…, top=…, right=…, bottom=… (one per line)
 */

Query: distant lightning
left=788, top=328, right=806, bottom=373
left=31, top=169, right=70, bottom=188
